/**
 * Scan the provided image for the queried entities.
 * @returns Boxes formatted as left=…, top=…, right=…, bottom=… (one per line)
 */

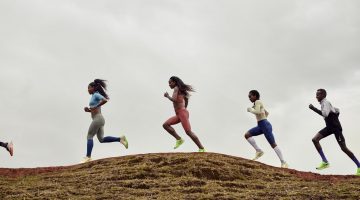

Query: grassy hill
left=0, top=153, right=359, bottom=199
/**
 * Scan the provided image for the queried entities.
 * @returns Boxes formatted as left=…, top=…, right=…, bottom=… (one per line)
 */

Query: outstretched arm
left=309, top=104, right=322, bottom=116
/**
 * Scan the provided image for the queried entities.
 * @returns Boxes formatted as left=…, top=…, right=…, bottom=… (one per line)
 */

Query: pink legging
left=164, top=108, right=191, bottom=132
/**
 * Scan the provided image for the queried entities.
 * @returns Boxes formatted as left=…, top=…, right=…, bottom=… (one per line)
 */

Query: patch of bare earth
left=0, top=153, right=359, bottom=199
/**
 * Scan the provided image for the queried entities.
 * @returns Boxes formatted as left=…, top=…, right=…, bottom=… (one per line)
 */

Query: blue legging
left=248, top=119, right=276, bottom=145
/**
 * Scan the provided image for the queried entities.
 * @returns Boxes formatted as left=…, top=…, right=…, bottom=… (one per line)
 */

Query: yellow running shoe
left=198, top=148, right=206, bottom=153
left=120, top=136, right=128, bottom=149
left=316, top=161, right=330, bottom=170
left=174, top=139, right=184, bottom=149
left=281, top=162, right=289, bottom=168
left=356, top=168, right=360, bottom=176
left=252, top=151, right=264, bottom=161
left=81, top=157, right=92, bottom=164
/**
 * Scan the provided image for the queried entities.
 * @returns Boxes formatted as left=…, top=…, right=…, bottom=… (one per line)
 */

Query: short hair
left=249, top=90, right=260, bottom=100
left=317, top=88, right=327, bottom=97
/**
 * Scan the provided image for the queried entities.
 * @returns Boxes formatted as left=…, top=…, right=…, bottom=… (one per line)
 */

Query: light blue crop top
left=89, top=92, right=105, bottom=108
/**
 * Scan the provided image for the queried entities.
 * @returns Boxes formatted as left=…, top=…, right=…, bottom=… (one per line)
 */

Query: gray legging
left=88, top=113, right=106, bottom=142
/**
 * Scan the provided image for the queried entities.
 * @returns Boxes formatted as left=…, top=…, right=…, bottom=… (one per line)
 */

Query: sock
left=86, top=139, right=94, bottom=157
left=247, top=137, right=262, bottom=152
left=102, top=136, right=120, bottom=143
left=274, top=146, right=285, bottom=163
left=317, top=149, right=328, bottom=163
left=350, top=156, right=360, bottom=168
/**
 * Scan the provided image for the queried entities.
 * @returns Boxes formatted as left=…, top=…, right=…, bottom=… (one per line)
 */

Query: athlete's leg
left=336, top=133, right=360, bottom=168
left=245, top=130, right=262, bottom=152
left=245, top=125, right=264, bottom=160
left=312, top=128, right=329, bottom=163
left=0, top=141, right=7, bottom=149
left=0, top=141, right=13, bottom=156
left=179, top=110, right=204, bottom=149
left=261, top=121, right=286, bottom=165
left=87, top=115, right=103, bottom=157
left=163, top=116, right=181, bottom=140
left=97, top=127, right=121, bottom=143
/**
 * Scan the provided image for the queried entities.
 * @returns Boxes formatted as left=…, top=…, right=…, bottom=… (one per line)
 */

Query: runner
left=244, top=90, right=288, bottom=168
left=163, top=76, right=205, bottom=152
left=309, top=89, right=360, bottom=175
left=82, top=79, right=128, bottom=163
left=0, top=141, right=13, bottom=156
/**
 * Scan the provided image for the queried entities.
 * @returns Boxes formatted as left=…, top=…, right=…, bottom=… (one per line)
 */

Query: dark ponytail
left=169, top=76, right=195, bottom=98
left=89, top=79, right=109, bottom=99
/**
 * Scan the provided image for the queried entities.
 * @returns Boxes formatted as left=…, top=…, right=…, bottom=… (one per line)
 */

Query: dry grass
left=0, top=153, right=359, bottom=199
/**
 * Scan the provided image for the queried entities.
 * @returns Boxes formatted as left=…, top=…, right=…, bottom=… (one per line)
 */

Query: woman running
left=0, top=140, right=13, bottom=156
left=82, top=79, right=128, bottom=163
left=244, top=90, right=288, bottom=168
left=163, top=76, right=205, bottom=152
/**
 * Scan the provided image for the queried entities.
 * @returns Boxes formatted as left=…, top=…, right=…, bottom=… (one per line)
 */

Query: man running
left=163, top=76, right=206, bottom=152
left=309, top=88, right=360, bottom=175
left=0, top=141, right=13, bottom=156
left=244, top=90, right=288, bottom=168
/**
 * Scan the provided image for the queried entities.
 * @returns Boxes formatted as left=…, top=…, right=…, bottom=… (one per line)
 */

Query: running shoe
left=120, top=136, right=128, bottom=149
left=81, top=157, right=92, bottom=164
left=198, top=148, right=206, bottom=153
left=6, top=142, right=13, bottom=156
left=252, top=151, right=264, bottom=161
left=356, top=168, right=360, bottom=176
left=281, top=162, right=289, bottom=168
left=174, top=139, right=184, bottom=149
left=316, top=161, right=330, bottom=170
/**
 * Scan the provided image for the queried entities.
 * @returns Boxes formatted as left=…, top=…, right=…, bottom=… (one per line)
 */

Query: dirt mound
left=0, top=153, right=359, bottom=199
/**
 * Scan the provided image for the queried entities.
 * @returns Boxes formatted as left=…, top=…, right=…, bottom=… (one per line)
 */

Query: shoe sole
left=316, top=165, right=330, bottom=170
left=121, top=136, right=128, bottom=149
left=252, top=152, right=264, bottom=161
left=174, top=140, right=184, bottom=149
left=8, top=142, right=13, bottom=156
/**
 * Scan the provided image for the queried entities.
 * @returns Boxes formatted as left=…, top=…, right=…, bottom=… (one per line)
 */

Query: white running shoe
left=252, top=151, right=264, bottom=161
left=281, top=162, right=289, bottom=168
left=81, top=157, right=92, bottom=163
left=6, top=141, right=13, bottom=156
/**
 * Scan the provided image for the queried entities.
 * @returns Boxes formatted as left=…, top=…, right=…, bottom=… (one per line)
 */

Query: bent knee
left=244, top=132, right=251, bottom=139
left=312, top=138, right=319, bottom=143
left=163, top=123, right=169, bottom=129
left=98, top=138, right=104, bottom=143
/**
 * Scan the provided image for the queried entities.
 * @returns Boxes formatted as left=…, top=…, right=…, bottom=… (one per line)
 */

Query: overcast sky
left=1, top=0, right=359, bottom=175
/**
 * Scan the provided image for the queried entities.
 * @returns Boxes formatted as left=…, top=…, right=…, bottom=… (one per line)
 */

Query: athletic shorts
left=248, top=119, right=276, bottom=145
left=164, top=108, right=191, bottom=132
left=319, top=127, right=345, bottom=144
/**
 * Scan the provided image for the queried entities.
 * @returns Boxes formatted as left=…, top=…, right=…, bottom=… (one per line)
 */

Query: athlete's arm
left=90, top=99, right=108, bottom=111
left=309, top=104, right=322, bottom=116
left=265, top=109, right=269, bottom=117
left=165, top=87, right=179, bottom=103
left=247, top=101, right=263, bottom=114
left=96, top=99, right=108, bottom=108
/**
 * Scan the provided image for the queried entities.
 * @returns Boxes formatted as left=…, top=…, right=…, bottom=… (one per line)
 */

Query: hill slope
left=0, top=153, right=359, bottom=199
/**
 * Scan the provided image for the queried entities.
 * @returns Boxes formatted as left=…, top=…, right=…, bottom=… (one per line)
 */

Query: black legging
left=0, top=141, right=7, bottom=148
